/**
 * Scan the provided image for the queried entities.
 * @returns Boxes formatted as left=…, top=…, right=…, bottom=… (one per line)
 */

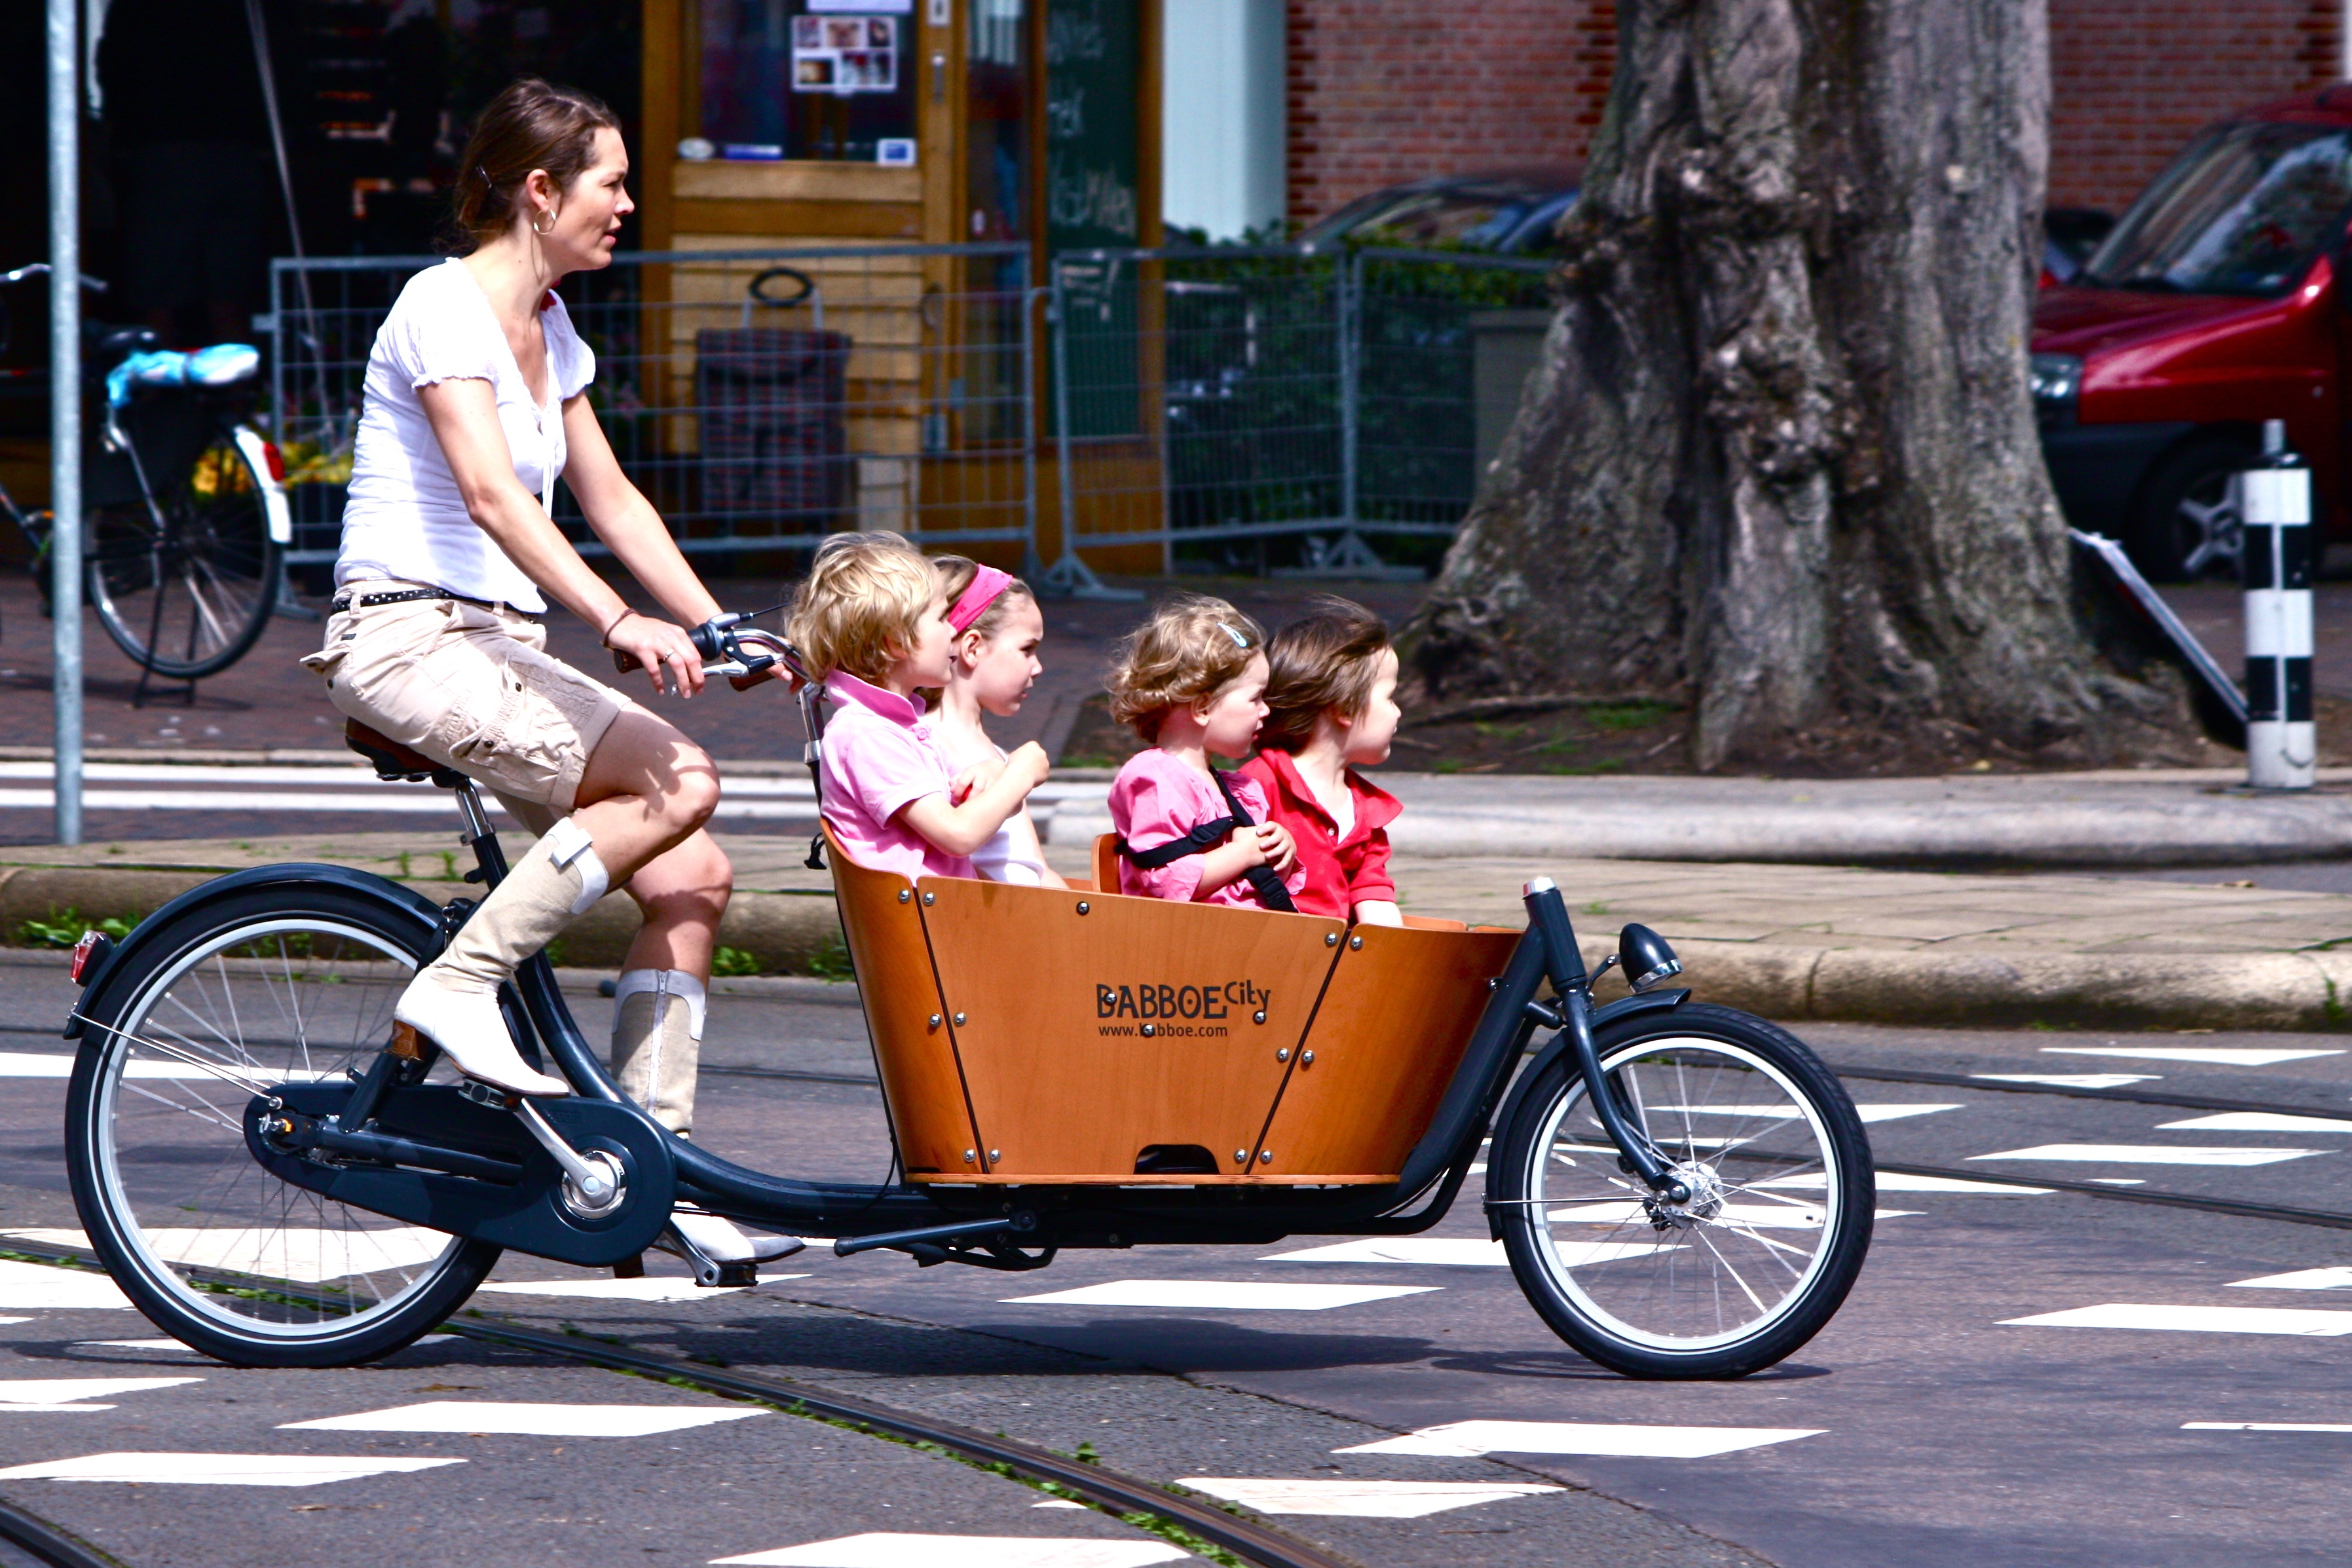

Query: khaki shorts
left=304, top=583, right=635, bottom=824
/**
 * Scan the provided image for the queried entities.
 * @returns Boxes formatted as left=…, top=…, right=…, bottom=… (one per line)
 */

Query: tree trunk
left=1408, top=0, right=2197, bottom=772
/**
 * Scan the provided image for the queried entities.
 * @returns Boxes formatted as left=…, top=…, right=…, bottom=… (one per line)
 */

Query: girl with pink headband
left=924, top=555, right=1066, bottom=887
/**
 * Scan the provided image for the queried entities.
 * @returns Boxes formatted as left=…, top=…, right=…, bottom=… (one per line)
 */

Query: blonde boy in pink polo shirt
left=789, top=532, right=1050, bottom=879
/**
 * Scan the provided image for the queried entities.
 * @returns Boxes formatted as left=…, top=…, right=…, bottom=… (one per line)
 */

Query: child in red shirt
left=1241, top=597, right=1405, bottom=924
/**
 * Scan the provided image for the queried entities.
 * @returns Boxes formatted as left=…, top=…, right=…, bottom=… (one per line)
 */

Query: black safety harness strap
left=1117, top=768, right=1297, bottom=913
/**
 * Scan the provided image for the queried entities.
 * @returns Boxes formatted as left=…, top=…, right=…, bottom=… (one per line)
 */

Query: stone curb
left=7, top=862, right=2345, bottom=1031
left=1048, top=802, right=2352, bottom=868
left=0, top=865, right=844, bottom=977
left=1621, top=938, right=2352, bottom=1033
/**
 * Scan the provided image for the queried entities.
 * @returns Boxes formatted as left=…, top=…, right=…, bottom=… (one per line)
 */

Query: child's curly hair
left=1258, top=597, right=1393, bottom=753
left=789, top=531, right=935, bottom=683
left=1106, top=594, right=1267, bottom=740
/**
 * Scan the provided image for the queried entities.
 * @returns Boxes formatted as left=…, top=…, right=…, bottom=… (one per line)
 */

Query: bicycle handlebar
left=0, top=265, right=107, bottom=291
left=610, top=615, right=808, bottom=692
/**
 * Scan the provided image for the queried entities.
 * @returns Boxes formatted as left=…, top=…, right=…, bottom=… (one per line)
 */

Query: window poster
left=793, top=12, right=899, bottom=93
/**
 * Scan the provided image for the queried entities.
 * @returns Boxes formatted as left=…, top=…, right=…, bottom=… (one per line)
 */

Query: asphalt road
left=0, top=963, right=2347, bottom=1565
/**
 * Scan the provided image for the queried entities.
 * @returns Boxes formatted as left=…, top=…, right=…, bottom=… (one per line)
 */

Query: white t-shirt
left=335, top=258, right=596, bottom=610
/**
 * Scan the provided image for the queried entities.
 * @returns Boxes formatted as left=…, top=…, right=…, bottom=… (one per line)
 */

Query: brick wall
left=1283, top=0, right=1616, bottom=227
left=2047, top=0, right=2341, bottom=214
left=1284, top=1, right=2345, bottom=227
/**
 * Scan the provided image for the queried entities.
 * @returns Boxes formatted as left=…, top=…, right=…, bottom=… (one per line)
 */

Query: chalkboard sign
left=1044, top=0, right=1141, bottom=253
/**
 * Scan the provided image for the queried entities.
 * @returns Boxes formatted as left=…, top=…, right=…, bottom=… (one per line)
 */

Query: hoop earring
left=532, top=212, right=555, bottom=236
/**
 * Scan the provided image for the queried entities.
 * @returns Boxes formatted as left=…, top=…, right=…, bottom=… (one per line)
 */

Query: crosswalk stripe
left=713, top=1536, right=1186, bottom=1567
left=1001, top=1280, right=1439, bottom=1311
left=0, top=1451, right=464, bottom=1485
left=2158, top=1112, right=2352, bottom=1134
left=1335, top=1419, right=1824, bottom=1459
left=1966, top=1144, right=2324, bottom=1167
left=1174, top=1476, right=1562, bottom=1518
left=282, top=1401, right=762, bottom=1437
left=2003, top=1303, right=2352, bottom=1335
left=0, top=1260, right=132, bottom=1310
left=2042, top=1047, right=2343, bottom=1066
left=478, top=1276, right=804, bottom=1302
left=2184, top=1422, right=2352, bottom=1433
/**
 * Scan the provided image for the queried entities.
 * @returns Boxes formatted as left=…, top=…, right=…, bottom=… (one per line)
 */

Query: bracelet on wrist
left=598, top=608, right=634, bottom=647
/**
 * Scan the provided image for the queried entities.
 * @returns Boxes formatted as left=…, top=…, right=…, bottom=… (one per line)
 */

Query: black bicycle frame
left=75, top=781, right=1684, bottom=1266
left=483, top=813, right=1684, bottom=1248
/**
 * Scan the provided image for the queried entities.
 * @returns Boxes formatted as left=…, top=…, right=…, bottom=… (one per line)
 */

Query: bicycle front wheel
left=64, top=882, right=498, bottom=1368
left=86, top=426, right=280, bottom=679
left=1494, top=1004, right=1874, bottom=1378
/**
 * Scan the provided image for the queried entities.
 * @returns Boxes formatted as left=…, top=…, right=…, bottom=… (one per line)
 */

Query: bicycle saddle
left=345, top=719, right=466, bottom=789
left=88, top=325, right=158, bottom=357
left=105, top=344, right=261, bottom=407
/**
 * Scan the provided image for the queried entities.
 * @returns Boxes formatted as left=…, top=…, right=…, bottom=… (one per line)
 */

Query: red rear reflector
left=261, top=441, right=287, bottom=483
left=69, top=929, right=107, bottom=984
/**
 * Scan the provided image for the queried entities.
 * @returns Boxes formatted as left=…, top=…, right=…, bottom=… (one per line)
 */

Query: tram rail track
left=0, top=1239, right=1357, bottom=1568
left=1821, top=1058, right=2352, bottom=1229
left=1826, top=1059, right=2352, bottom=1119
left=7, top=1050, right=2347, bottom=1568
left=0, top=1495, right=120, bottom=1568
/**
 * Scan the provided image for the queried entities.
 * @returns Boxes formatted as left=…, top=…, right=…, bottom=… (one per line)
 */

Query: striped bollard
left=2242, top=418, right=2315, bottom=790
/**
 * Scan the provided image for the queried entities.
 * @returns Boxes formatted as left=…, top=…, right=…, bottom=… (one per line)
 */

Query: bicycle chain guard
left=246, top=1081, right=676, bottom=1268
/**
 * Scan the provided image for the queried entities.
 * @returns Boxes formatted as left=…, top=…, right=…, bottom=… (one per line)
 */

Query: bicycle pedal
left=457, top=1079, right=515, bottom=1110
left=705, top=1261, right=758, bottom=1288
left=612, top=1254, right=645, bottom=1280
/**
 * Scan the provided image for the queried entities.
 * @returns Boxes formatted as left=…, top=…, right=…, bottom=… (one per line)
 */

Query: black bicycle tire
left=84, top=423, right=280, bottom=680
left=1495, top=1003, right=1875, bottom=1379
left=65, top=884, right=502, bottom=1368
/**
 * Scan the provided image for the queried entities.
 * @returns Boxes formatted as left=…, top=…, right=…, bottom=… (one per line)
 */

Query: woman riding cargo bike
left=302, top=77, right=788, bottom=1270
left=52, top=79, right=1876, bottom=1384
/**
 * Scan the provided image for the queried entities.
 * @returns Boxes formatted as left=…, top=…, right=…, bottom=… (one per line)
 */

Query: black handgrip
left=612, top=618, right=730, bottom=675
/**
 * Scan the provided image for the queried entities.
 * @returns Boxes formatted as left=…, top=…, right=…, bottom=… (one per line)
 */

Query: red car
left=2035, top=91, right=2352, bottom=580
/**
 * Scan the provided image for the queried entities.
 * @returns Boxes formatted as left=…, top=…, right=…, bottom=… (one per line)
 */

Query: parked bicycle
left=0, top=264, right=290, bottom=681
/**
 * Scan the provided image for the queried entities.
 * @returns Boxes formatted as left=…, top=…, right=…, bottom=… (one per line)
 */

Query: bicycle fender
left=248, top=1085, right=676, bottom=1268
left=1482, top=986, right=1690, bottom=1236
left=67, top=864, right=443, bottom=1039
left=229, top=424, right=293, bottom=544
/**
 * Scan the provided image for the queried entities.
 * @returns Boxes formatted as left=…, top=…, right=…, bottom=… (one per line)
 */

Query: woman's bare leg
left=618, top=829, right=732, bottom=978
left=569, top=710, right=724, bottom=886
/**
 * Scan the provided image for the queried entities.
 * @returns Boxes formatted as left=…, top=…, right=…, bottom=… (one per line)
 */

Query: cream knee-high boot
left=395, top=818, right=608, bottom=1096
left=608, top=969, right=802, bottom=1275
left=610, top=969, right=703, bottom=1134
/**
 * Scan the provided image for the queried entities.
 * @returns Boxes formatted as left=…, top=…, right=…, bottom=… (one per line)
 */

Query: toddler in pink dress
left=1104, top=595, right=1305, bottom=908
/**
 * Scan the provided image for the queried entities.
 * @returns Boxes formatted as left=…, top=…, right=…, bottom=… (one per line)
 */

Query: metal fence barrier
left=1045, top=244, right=1552, bottom=581
left=267, top=242, right=1037, bottom=569
left=264, top=241, right=1552, bottom=582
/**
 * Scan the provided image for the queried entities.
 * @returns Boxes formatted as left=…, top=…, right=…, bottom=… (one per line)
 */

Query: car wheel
left=2126, top=434, right=2255, bottom=582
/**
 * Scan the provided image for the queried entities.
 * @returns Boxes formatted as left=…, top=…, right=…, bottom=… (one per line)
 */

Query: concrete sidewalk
left=1047, top=766, right=2352, bottom=867
left=11, top=829, right=2352, bottom=1032
left=18, top=749, right=2352, bottom=870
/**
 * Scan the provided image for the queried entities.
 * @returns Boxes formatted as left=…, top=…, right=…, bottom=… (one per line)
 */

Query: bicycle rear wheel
left=64, top=882, right=499, bottom=1367
left=86, top=424, right=280, bottom=679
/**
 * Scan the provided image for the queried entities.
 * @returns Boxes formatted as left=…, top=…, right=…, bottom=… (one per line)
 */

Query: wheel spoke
left=79, top=908, right=474, bottom=1351
left=1508, top=1034, right=1863, bottom=1362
